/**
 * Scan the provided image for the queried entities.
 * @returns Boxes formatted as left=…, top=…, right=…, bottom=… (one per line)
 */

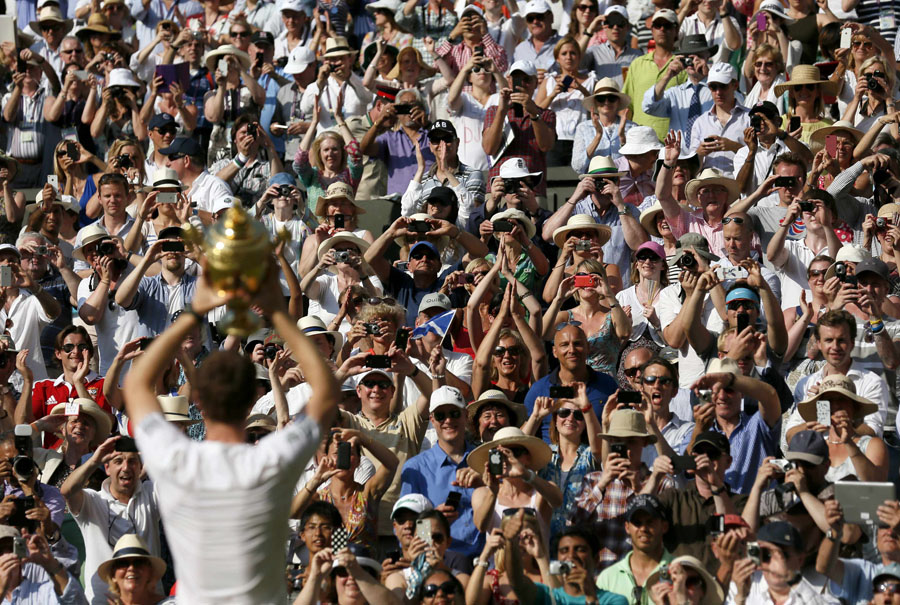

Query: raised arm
left=60, top=435, right=119, bottom=515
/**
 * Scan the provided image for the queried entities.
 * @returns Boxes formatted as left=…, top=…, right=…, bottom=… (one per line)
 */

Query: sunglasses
left=423, top=581, right=457, bottom=598
left=606, top=18, right=628, bottom=27
left=684, top=575, right=706, bottom=590
left=808, top=268, right=827, bottom=278
left=635, top=253, right=661, bottom=262
left=526, top=13, right=546, bottom=22
left=643, top=375, right=675, bottom=386
left=624, top=366, right=641, bottom=377
left=754, top=61, right=776, bottom=68
left=410, top=250, right=438, bottom=261
left=361, top=379, right=392, bottom=389
left=433, top=409, right=462, bottom=422
left=852, top=40, right=874, bottom=49
left=429, top=134, right=455, bottom=144
left=792, top=83, right=818, bottom=91
left=556, top=408, right=585, bottom=421
left=502, top=506, right=537, bottom=517
left=493, top=345, right=520, bottom=357
left=333, top=565, right=380, bottom=578
left=41, top=22, right=63, bottom=31
left=155, top=126, right=177, bottom=136
left=231, top=30, right=251, bottom=37
left=508, top=445, right=529, bottom=457
left=693, top=446, right=722, bottom=460
left=596, top=94, right=620, bottom=104
left=727, top=301, right=757, bottom=311
left=367, top=297, right=397, bottom=306
left=876, top=582, right=900, bottom=595
left=555, top=320, right=582, bottom=331
left=576, top=4, right=596, bottom=9
left=708, top=83, right=729, bottom=91
left=167, top=153, right=187, bottom=161
left=471, top=65, right=484, bottom=73
left=61, top=48, right=84, bottom=54
left=652, top=21, right=675, bottom=29
left=61, top=343, right=90, bottom=353
left=722, top=216, right=745, bottom=225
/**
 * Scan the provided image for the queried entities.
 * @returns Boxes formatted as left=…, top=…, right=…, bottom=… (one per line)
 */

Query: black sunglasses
left=493, top=345, right=520, bottom=357
left=410, top=250, right=438, bottom=260
left=596, top=94, right=620, bottom=104
left=722, top=216, right=745, bottom=225
left=502, top=506, right=537, bottom=517
left=433, top=409, right=462, bottom=422
left=643, top=375, right=675, bottom=386
left=508, top=445, right=529, bottom=457
left=367, top=296, right=397, bottom=306
left=525, top=13, right=546, bottom=22
left=708, top=82, right=729, bottom=91
left=361, top=379, right=392, bottom=389
left=727, top=301, right=757, bottom=311
left=555, top=320, right=582, bottom=331
left=429, top=134, right=455, bottom=144
left=635, top=252, right=661, bottom=262
left=423, top=581, right=457, bottom=597
left=61, top=343, right=91, bottom=353
left=876, top=582, right=900, bottom=595
left=167, top=153, right=187, bottom=161
left=155, top=126, right=177, bottom=136
left=624, top=366, right=641, bottom=377
left=556, top=408, right=585, bottom=421
left=230, top=30, right=251, bottom=37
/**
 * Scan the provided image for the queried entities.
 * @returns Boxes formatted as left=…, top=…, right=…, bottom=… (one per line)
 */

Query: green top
left=622, top=53, right=688, bottom=141
left=595, top=549, right=675, bottom=605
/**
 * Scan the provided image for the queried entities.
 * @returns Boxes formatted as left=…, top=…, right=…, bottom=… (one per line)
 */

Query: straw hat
left=366, top=0, right=402, bottom=13
left=29, top=6, right=73, bottom=36
left=297, top=315, right=344, bottom=357
left=646, top=556, right=724, bottom=605
left=322, top=36, right=358, bottom=59
left=203, top=44, right=251, bottom=73
left=386, top=46, right=435, bottom=80
left=809, top=120, right=864, bottom=155
left=466, top=427, right=553, bottom=474
left=878, top=203, right=900, bottom=218
left=774, top=64, right=839, bottom=97
left=467, top=389, right=527, bottom=428
left=685, top=168, right=741, bottom=206
left=157, top=394, right=199, bottom=426
left=578, top=155, right=626, bottom=180
left=551, top=214, right=612, bottom=248
left=618, top=126, right=663, bottom=157
left=797, top=374, right=879, bottom=422
left=314, top=182, right=366, bottom=218
left=597, top=408, right=657, bottom=444
left=75, top=13, right=121, bottom=39
left=245, top=413, right=276, bottom=433
left=491, top=208, right=536, bottom=240
left=639, top=202, right=665, bottom=238
left=316, top=232, right=370, bottom=261
left=150, top=167, right=184, bottom=191
left=49, top=398, right=112, bottom=448
left=97, top=535, right=166, bottom=583
left=73, top=224, right=112, bottom=262
left=582, top=77, right=631, bottom=111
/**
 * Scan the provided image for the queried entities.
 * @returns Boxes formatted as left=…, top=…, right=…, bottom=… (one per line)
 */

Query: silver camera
left=335, top=251, right=351, bottom=263
left=575, top=240, right=591, bottom=252
left=769, top=458, right=795, bottom=473
left=549, top=560, right=573, bottom=575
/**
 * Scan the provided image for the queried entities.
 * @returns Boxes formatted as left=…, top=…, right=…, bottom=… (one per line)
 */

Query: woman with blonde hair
left=616, top=241, right=669, bottom=349
left=542, top=214, right=622, bottom=303
left=341, top=299, right=406, bottom=362
left=299, top=183, right=375, bottom=277
left=741, top=44, right=787, bottom=112
left=776, top=64, right=836, bottom=144
left=52, top=139, right=107, bottom=226
left=832, top=26, right=893, bottom=113
left=100, top=534, right=169, bottom=605
left=841, top=55, right=896, bottom=131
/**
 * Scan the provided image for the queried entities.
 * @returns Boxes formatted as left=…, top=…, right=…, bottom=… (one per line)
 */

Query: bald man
left=719, top=211, right=781, bottom=298
left=523, top=325, right=618, bottom=441
left=621, top=347, right=653, bottom=390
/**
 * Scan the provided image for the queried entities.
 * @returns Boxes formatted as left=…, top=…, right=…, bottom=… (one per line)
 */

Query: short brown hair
left=194, top=351, right=257, bottom=424
left=815, top=309, right=857, bottom=341
left=773, top=152, right=808, bottom=176
left=56, top=325, right=94, bottom=356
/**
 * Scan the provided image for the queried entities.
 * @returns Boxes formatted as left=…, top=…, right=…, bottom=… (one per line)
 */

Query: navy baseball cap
left=626, top=494, right=667, bottom=522
left=159, top=137, right=202, bottom=156
left=149, top=113, right=176, bottom=130
left=758, top=521, right=804, bottom=550
left=409, top=241, right=439, bottom=257
left=251, top=31, right=274, bottom=46
left=429, top=119, right=456, bottom=138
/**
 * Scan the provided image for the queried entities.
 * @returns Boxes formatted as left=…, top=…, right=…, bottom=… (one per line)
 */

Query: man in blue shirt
left=524, top=324, right=617, bottom=442
left=400, top=386, right=483, bottom=558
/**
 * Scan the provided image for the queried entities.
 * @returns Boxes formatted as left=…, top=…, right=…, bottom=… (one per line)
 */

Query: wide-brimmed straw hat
left=582, top=77, right=631, bottom=111
left=386, top=46, right=435, bottom=80
left=491, top=208, right=536, bottom=240
left=22, top=195, right=78, bottom=227
left=314, top=182, right=365, bottom=218
left=466, top=426, right=553, bottom=474
left=685, top=168, right=741, bottom=206
left=597, top=408, right=657, bottom=444
left=75, top=13, right=121, bottom=39
left=49, top=398, right=113, bottom=448
left=297, top=316, right=344, bottom=357
left=203, top=44, right=251, bottom=73
left=579, top=155, right=625, bottom=180
left=466, top=390, right=527, bottom=428
left=646, top=556, right=723, bottom=605
left=29, top=6, right=73, bottom=36
left=316, top=232, right=370, bottom=261
left=97, top=535, right=166, bottom=583
left=797, top=374, right=879, bottom=422
left=158, top=394, right=199, bottom=426
left=72, top=224, right=112, bottom=262
left=551, top=214, right=612, bottom=248
left=639, top=202, right=666, bottom=238
left=322, top=36, right=358, bottom=59
left=774, top=64, right=839, bottom=97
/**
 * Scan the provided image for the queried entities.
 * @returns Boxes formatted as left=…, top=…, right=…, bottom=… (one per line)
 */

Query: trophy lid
left=210, top=199, right=269, bottom=248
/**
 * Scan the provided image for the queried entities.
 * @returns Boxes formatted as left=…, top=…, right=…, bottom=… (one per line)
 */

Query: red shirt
left=31, top=372, right=110, bottom=448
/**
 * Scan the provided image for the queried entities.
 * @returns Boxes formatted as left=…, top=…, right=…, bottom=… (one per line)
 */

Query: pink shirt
left=669, top=207, right=761, bottom=258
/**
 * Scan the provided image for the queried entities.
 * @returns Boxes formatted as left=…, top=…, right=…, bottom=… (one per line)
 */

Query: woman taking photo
left=124, top=172, right=191, bottom=253
left=782, top=254, right=833, bottom=366
left=295, top=548, right=399, bottom=605
left=90, top=70, right=148, bottom=150
left=542, top=214, right=620, bottom=304
left=100, top=535, right=170, bottom=605
left=299, top=183, right=374, bottom=277
left=44, top=64, right=95, bottom=154
left=571, top=79, right=634, bottom=172
left=775, top=64, right=836, bottom=144
left=638, top=203, right=681, bottom=282
left=446, top=51, right=506, bottom=172
left=524, top=383, right=601, bottom=539
left=832, top=25, right=891, bottom=113
left=341, top=299, right=405, bottom=362
left=616, top=241, right=668, bottom=348
left=535, top=36, right=596, bottom=167
left=383, top=47, right=444, bottom=106
left=293, top=91, right=362, bottom=215
left=203, top=46, right=265, bottom=165
left=52, top=139, right=106, bottom=226
left=0, top=154, right=24, bottom=243
left=361, top=0, right=412, bottom=54
left=741, top=44, right=787, bottom=113
left=841, top=55, right=895, bottom=131
left=141, top=73, right=195, bottom=134
left=542, top=260, right=631, bottom=374
left=212, top=115, right=284, bottom=208
left=488, top=209, right=548, bottom=292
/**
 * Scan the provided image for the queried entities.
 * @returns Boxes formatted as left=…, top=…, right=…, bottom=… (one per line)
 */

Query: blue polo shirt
left=524, top=368, right=618, bottom=442
left=386, top=265, right=458, bottom=328
left=400, top=441, right=483, bottom=558
left=123, top=272, right=199, bottom=336
left=535, top=583, right=628, bottom=605
left=712, top=411, right=780, bottom=495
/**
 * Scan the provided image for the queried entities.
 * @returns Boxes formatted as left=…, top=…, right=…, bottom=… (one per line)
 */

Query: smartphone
left=619, top=390, right=642, bottom=404
left=386, top=549, right=403, bottom=563
left=114, top=436, right=137, bottom=452
left=218, top=57, right=228, bottom=77
left=445, top=491, right=462, bottom=510
left=331, top=526, right=349, bottom=551
left=573, top=274, right=597, bottom=288
left=161, top=240, right=184, bottom=253
left=415, top=518, right=434, bottom=546
left=609, top=442, right=627, bottom=458
left=394, top=327, right=410, bottom=350
left=334, top=214, right=345, bottom=229
left=704, top=136, right=716, bottom=143
left=707, top=514, right=725, bottom=535
left=549, top=385, right=575, bottom=398
left=47, top=175, right=58, bottom=189
left=336, top=441, right=351, bottom=470
left=474, top=44, right=484, bottom=57
left=774, top=176, right=797, bottom=188
left=840, top=27, right=852, bottom=49
left=138, top=336, right=154, bottom=350
left=394, top=103, right=413, bottom=115
left=11, top=536, right=25, bottom=559
left=561, top=75, right=574, bottom=91
left=0, top=266, right=12, bottom=288
left=816, top=400, right=831, bottom=427
left=73, top=69, right=90, bottom=81
left=757, top=12, right=767, bottom=31
left=15, top=56, right=24, bottom=73
left=66, top=141, right=80, bottom=162
left=789, top=116, right=801, bottom=133
left=671, top=454, right=697, bottom=473
left=736, top=312, right=751, bottom=333
left=364, top=354, right=391, bottom=369
left=157, top=191, right=178, bottom=204
left=826, top=135, right=838, bottom=158
left=488, top=449, right=504, bottom=475
left=493, top=219, right=514, bottom=233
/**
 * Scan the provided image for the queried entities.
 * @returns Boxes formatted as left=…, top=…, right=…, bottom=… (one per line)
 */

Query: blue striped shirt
left=712, top=411, right=780, bottom=495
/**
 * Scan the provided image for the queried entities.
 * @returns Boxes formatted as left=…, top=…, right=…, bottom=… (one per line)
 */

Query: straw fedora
left=29, top=6, right=73, bottom=36
left=316, top=232, right=371, bottom=262
left=809, top=120, right=864, bottom=155
left=774, top=64, right=839, bottom=97
left=158, top=394, right=199, bottom=426
left=386, top=46, right=436, bottom=80
left=797, top=374, right=879, bottom=422
left=203, top=44, right=251, bottom=73
left=297, top=315, right=344, bottom=356
left=878, top=203, right=900, bottom=218
left=467, top=390, right=527, bottom=428
left=582, top=77, right=631, bottom=111
left=646, top=556, right=724, bottom=605
left=75, top=14, right=122, bottom=39
left=322, top=36, right=358, bottom=59
left=466, top=426, right=553, bottom=474
left=639, top=202, right=666, bottom=238
left=684, top=168, right=741, bottom=206
left=0, top=151, right=19, bottom=184
left=73, top=224, right=113, bottom=262
left=149, top=167, right=184, bottom=191
left=394, top=212, right=450, bottom=249
left=314, top=182, right=366, bottom=218
left=578, top=155, right=626, bottom=180
left=598, top=408, right=657, bottom=444
left=97, top=535, right=166, bottom=583
left=491, top=208, right=536, bottom=240
left=551, top=214, right=612, bottom=248
left=49, top=398, right=113, bottom=448
left=246, top=413, right=276, bottom=433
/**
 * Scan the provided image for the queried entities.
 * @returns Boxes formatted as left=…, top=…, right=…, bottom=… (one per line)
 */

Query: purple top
left=375, top=128, right=435, bottom=196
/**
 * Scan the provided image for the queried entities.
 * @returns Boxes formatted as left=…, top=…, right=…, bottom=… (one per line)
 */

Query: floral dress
left=292, top=139, right=363, bottom=215
left=567, top=309, right=622, bottom=375
left=316, top=487, right=378, bottom=550
left=539, top=443, right=596, bottom=540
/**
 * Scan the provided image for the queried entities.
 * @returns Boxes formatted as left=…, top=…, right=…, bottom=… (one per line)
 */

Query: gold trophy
left=181, top=200, right=289, bottom=336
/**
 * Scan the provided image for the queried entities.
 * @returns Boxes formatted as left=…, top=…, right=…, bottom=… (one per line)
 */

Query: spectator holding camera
left=0, top=524, right=83, bottom=602
left=211, top=114, right=284, bottom=208
left=734, top=101, right=813, bottom=195
left=296, top=546, right=401, bottom=605
left=0, top=431, right=65, bottom=537
left=842, top=56, right=894, bottom=131
left=158, top=137, right=233, bottom=225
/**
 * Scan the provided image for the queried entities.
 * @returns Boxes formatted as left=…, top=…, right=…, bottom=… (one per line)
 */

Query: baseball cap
left=692, top=431, right=730, bottom=455
left=409, top=241, right=439, bottom=258
left=428, top=385, right=466, bottom=413
left=157, top=226, right=183, bottom=240
left=268, top=172, right=297, bottom=187
left=604, top=4, right=628, bottom=19
left=0, top=244, right=20, bottom=259
left=391, top=493, right=434, bottom=519
left=359, top=368, right=393, bottom=383
left=758, top=520, right=804, bottom=550
left=725, top=287, right=761, bottom=307
left=523, top=0, right=551, bottom=15
left=284, top=46, right=316, bottom=74
left=785, top=430, right=828, bottom=465
left=724, top=514, right=750, bottom=529
left=461, top=4, right=484, bottom=17
left=651, top=8, right=678, bottom=23
left=749, top=101, right=779, bottom=121
left=507, top=59, right=537, bottom=77
left=854, top=257, right=890, bottom=282
left=149, top=113, right=176, bottom=130
left=428, top=119, right=456, bottom=138
left=251, top=31, right=274, bottom=46
left=873, top=563, right=900, bottom=585
left=708, top=62, right=737, bottom=85
left=418, top=292, right=452, bottom=315
left=425, top=186, right=457, bottom=207
left=625, top=494, right=666, bottom=522
left=375, top=83, right=400, bottom=102
left=159, top=136, right=202, bottom=157
left=280, top=0, right=305, bottom=12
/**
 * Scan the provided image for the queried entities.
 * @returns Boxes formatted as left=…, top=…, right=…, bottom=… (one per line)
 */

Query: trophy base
left=219, top=308, right=262, bottom=338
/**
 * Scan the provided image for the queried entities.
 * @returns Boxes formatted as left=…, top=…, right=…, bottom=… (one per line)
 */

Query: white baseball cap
left=429, top=386, right=466, bottom=414
left=523, top=0, right=551, bottom=15
left=284, top=46, right=316, bottom=75
left=391, top=493, right=434, bottom=518
left=604, top=5, right=628, bottom=19
left=651, top=8, right=678, bottom=23
left=708, top=62, right=737, bottom=85
left=497, top=157, right=542, bottom=179
left=507, top=59, right=537, bottom=77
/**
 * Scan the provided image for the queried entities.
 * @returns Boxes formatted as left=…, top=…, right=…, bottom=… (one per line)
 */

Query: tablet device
left=834, top=481, right=896, bottom=525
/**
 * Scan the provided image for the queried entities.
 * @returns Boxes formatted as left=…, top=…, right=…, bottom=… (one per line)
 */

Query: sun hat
left=314, top=182, right=365, bottom=218
left=774, top=64, right=839, bottom=97
left=635, top=241, right=665, bottom=260
left=707, top=357, right=742, bottom=375
left=809, top=120, right=864, bottom=155
left=877, top=203, right=900, bottom=218
left=651, top=146, right=699, bottom=181
left=785, top=430, right=828, bottom=465
left=203, top=44, right=251, bottom=73
left=72, top=224, right=113, bottom=262
left=22, top=196, right=77, bottom=227
left=639, top=202, right=666, bottom=238
left=646, top=556, right=724, bottom=605
left=466, top=426, right=553, bottom=473
left=366, top=0, right=402, bottom=12
left=797, top=374, right=879, bottom=421
left=758, top=0, right=795, bottom=23
left=322, top=36, right=358, bottom=59
left=598, top=408, right=657, bottom=443
left=582, top=77, right=631, bottom=111
left=618, top=126, right=663, bottom=156
left=284, top=46, right=316, bottom=75
left=578, top=155, right=626, bottom=180
left=685, top=168, right=740, bottom=206
left=106, top=68, right=141, bottom=89
left=75, top=13, right=121, bottom=39
left=506, top=59, right=537, bottom=78
left=392, top=493, right=434, bottom=519
left=671, top=233, right=720, bottom=265
left=245, top=413, right=276, bottom=432
left=315, top=232, right=370, bottom=261
left=0, top=244, right=20, bottom=260
left=491, top=208, right=536, bottom=240
left=386, top=46, right=434, bottom=80
left=0, top=526, right=19, bottom=541
left=297, top=315, right=344, bottom=358
left=551, top=214, right=612, bottom=248
left=150, top=167, right=183, bottom=191
left=49, top=398, right=113, bottom=448
left=823, top=245, right=871, bottom=281
left=363, top=42, right=399, bottom=70
left=675, top=34, right=718, bottom=56
left=157, top=394, right=199, bottom=426
left=467, top=390, right=527, bottom=428
left=97, top=535, right=166, bottom=583
left=29, top=6, right=73, bottom=35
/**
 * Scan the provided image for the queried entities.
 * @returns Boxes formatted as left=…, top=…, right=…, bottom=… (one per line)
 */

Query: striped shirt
left=712, top=411, right=780, bottom=495
left=1, top=87, right=47, bottom=160
left=854, top=0, right=900, bottom=44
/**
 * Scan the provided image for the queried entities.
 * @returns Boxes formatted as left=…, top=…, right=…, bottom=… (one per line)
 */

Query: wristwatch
left=825, top=528, right=840, bottom=541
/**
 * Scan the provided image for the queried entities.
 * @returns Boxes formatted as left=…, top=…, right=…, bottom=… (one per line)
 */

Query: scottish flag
left=410, top=309, right=456, bottom=340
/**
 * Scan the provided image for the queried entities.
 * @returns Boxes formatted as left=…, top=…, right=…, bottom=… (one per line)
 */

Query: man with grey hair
left=360, top=87, right=435, bottom=196
left=58, top=36, right=86, bottom=70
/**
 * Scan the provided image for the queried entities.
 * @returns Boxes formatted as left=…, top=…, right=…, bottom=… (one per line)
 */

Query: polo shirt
left=341, top=405, right=429, bottom=536
left=712, top=411, right=780, bottom=495
left=31, top=372, right=109, bottom=448
left=72, top=478, right=160, bottom=604
left=769, top=238, right=834, bottom=311
left=596, top=550, right=675, bottom=604
left=512, top=33, right=561, bottom=71
left=534, top=583, right=629, bottom=605
left=374, top=128, right=436, bottom=196
left=622, top=53, right=688, bottom=140
left=299, top=75, right=373, bottom=134
left=385, top=265, right=457, bottom=328
left=583, top=42, right=642, bottom=86
left=829, top=557, right=876, bottom=605
left=122, top=272, right=199, bottom=336
left=524, top=368, right=617, bottom=442
left=188, top=170, right=233, bottom=215
left=72, top=217, right=138, bottom=273
left=400, top=442, right=482, bottom=557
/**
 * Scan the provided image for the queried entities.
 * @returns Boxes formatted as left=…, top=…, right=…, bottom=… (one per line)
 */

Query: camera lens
left=12, top=456, right=33, bottom=478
